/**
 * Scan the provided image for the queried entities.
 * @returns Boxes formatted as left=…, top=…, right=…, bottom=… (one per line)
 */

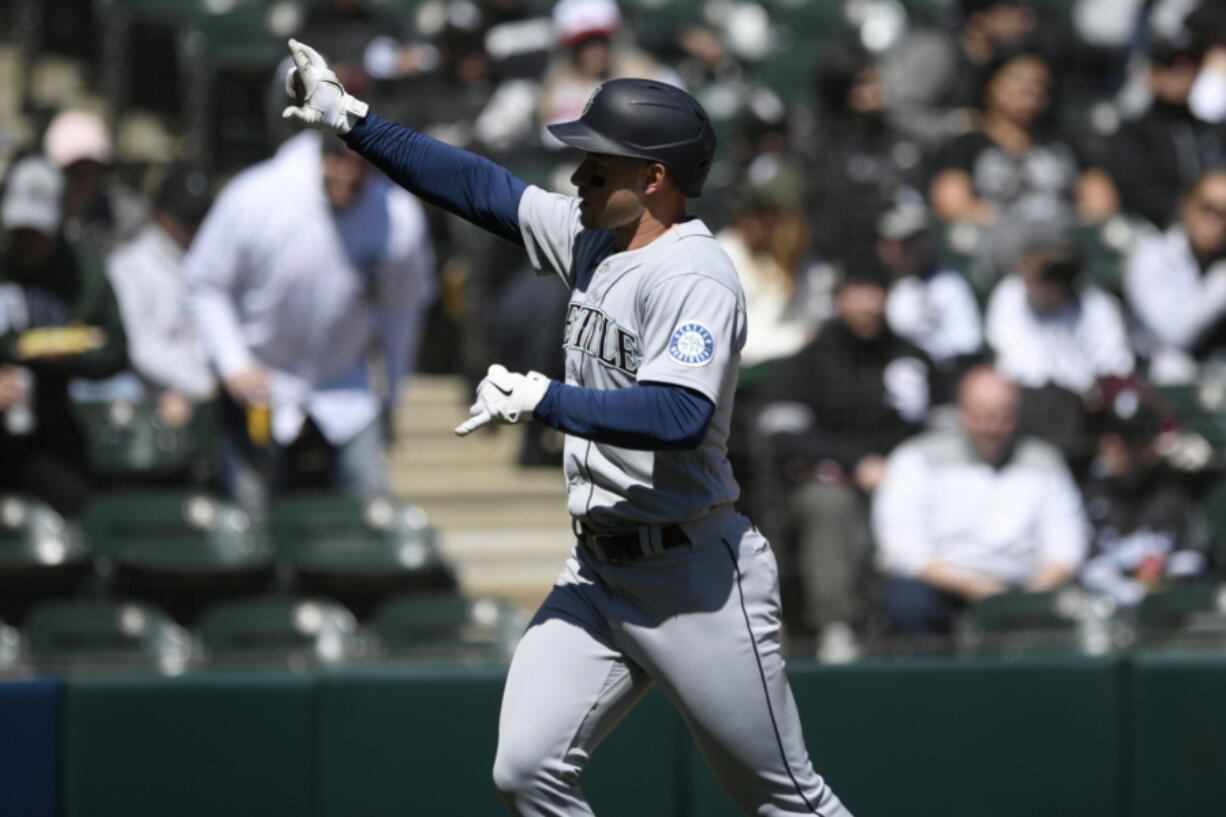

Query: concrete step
left=392, top=428, right=523, bottom=467
left=439, top=526, right=575, bottom=561
left=396, top=492, right=566, bottom=528
left=392, top=465, right=565, bottom=500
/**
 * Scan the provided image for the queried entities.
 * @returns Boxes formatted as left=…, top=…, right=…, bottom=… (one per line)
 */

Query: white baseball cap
left=2, top=156, right=64, bottom=234
left=43, top=109, right=113, bottom=168
left=553, top=0, right=621, bottom=47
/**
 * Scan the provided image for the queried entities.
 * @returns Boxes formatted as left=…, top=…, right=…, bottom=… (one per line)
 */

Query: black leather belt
left=577, top=522, right=690, bottom=562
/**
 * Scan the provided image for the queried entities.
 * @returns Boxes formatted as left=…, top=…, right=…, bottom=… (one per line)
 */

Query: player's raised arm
left=282, top=39, right=527, bottom=245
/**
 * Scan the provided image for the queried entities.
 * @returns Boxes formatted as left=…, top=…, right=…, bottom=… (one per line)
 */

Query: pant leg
left=333, top=418, right=387, bottom=497
left=787, top=480, right=862, bottom=630
left=494, top=551, right=653, bottom=817
left=606, top=516, right=853, bottom=817
left=881, top=577, right=964, bottom=636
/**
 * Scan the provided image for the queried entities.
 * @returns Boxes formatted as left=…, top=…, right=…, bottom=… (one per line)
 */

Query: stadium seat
left=83, top=491, right=275, bottom=625
left=269, top=493, right=457, bottom=620
left=1135, top=583, right=1226, bottom=645
left=23, top=598, right=194, bottom=672
left=73, top=398, right=218, bottom=484
left=1155, top=383, right=1226, bottom=449
left=0, top=495, right=92, bottom=625
left=0, top=618, right=19, bottom=672
left=198, top=596, right=367, bottom=666
left=962, top=588, right=1117, bottom=655
left=372, top=592, right=525, bottom=662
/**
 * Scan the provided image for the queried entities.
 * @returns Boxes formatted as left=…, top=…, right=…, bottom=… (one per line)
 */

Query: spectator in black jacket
left=1108, top=37, right=1226, bottom=229
left=761, top=271, right=931, bottom=659
left=1081, top=378, right=1213, bottom=605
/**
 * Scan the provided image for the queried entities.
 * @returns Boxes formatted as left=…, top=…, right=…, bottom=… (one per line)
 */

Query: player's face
left=571, top=153, right=650, bottom=230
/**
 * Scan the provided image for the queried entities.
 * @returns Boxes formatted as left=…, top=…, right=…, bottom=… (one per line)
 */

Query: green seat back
left=0, top=495, right=86, bottom=569
left=269, top=494, right=444, bottom=576
left=373, top=593, right=524, bottom=660
left=199, top=596, right=363, bottom=664
left=23, top=599, right=193, bottom=670
left=963, top=589, right=1112, bottom=655
left=84, top=491, right=270, bottom=572
left=1155, top=383, right=1226, bottom=449
left=1136, top=583, right=1226, bottom=634
left=73, top=398, right=218, bottom=478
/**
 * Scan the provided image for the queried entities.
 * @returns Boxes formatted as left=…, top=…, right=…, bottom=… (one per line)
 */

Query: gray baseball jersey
left=518, top=185, right=744, bottom=527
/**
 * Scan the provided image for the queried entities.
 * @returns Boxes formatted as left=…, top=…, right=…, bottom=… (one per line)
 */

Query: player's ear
left=642, top=162, right=669, bottom=196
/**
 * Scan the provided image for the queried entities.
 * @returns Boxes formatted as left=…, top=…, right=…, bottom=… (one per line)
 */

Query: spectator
left=929, top=49, right=1118, bottom=277
left=807, top=42, right=925, bottom=270
left=883, top=0, right=1039, bottom=149
left=42, top=109, right=146, bottom=255
left=1081, top=379, right=1211, bottom=606
left=716, top=188, right=823, bottom=372
left=878, top=200, right=983, bottom=401
left=185, top=132, right=435, bottom=513
left=874, top=365, right=1088, bottom=636
left=537, top=0, right=679, bottom=147
left=0, top=157, right=128, bottom=516
left=1125, top=168, right=1226, bottom=383
left=1108, top=36, right=1225, bottom=228
left=107, top=164, right=216, bottom=428
left=985, top=218, right=1134, bottom=460
left=761, top=272, right=931, bottom=659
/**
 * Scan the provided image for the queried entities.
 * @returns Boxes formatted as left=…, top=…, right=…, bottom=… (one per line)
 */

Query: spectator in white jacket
left=985, top=218, right=1134, bottom=461
left=107, top=164, right=216, bottom=428
left=1124, top=168, right=1226, bottom=384
left=185, top=132, right=435, bottom=511
left=873, top=365, right=1088, bottom=636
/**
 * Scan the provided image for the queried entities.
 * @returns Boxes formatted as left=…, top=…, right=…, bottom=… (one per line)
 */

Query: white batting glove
left=281, top=39, right=369, bottom=134
left=455, top=364, right=552, bottom=436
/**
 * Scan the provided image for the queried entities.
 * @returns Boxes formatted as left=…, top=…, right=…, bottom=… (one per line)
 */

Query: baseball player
left=283, top=39, right=852, bottom=817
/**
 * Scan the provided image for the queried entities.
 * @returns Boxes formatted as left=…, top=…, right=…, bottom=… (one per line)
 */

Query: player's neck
left=615, top=201, right=687, bottom=252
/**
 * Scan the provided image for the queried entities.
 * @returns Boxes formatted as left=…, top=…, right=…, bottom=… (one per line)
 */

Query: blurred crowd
left=3, top=0, right=1226, bottom=657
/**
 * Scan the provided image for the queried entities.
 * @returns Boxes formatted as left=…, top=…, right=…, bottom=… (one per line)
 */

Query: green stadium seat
left=1136, top=583, right=1226, bottom=645
left=372, top=593, right=525, bottom=662
left=1155, top=382, right=1226, bottom=450
left=187, top=1, right=292, bottom=71
left=73, top=398, right=218, bottom=483
left=83, top=491, right=274, bottom=624
left=962, top=588, right=1116, bottom=655
left=23, top=598, right=194, bottom=672
left=269, top=493, right=457, bottom=620
left=0, top=495, right=92, bottom=625
left=199, top=596, right=366, bottom=666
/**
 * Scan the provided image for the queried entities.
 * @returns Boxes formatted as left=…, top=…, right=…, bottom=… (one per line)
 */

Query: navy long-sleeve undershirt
left=534, top=381, right=715, bottom=451
left=343, top=112, right=528, bottom=244
left=345, top=112, right=713, bottom=451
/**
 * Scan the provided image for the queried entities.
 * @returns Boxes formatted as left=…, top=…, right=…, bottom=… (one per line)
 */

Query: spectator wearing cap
left=873, top=365, right=1088, bottom=637
left=537, top=0, right=680, bottom=148
left=0, top=156, right=128, bottom=517
left=185, top=132, right=435, bottom=514
left=1080, top=378, right=1212, bottom=606
left=107, top=165, right=216, bottom=429
left=878, top=201, right=982, bottom=402
left=43, top=109, right=146, bottom=255
left=1107, top=37, right=1226, bottom=229
left=984, top=218, right=1134, bottom=462
left=760, top=271, right=931, bottom=659
left=1124, top=168, right=1226, bottom=384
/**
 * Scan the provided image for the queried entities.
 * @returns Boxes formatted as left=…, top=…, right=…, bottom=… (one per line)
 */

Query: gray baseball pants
left=493, top=505, right=852, bottom=816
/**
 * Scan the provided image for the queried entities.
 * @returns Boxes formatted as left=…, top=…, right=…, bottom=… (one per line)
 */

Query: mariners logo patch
left=668, top=321, right=715, bottom=367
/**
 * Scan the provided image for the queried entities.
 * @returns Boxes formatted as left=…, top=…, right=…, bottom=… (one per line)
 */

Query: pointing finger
left=454, top=409, right=492, bottom=436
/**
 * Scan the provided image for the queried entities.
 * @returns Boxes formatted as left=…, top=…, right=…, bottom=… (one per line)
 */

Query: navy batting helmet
left=547, top=78, right=717, bottom=198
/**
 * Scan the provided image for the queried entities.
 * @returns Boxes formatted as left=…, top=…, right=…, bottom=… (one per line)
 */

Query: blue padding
left=0, top=678, right=60, bottom=817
